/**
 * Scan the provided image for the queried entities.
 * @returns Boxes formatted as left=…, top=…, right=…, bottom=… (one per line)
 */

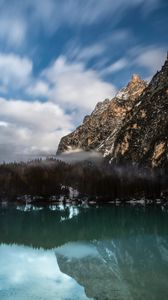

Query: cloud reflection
left=0, top=244, right=89, bottom=300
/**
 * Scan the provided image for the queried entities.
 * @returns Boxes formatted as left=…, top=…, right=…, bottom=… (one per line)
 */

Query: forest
left=0, top=157, right=167, bottom=203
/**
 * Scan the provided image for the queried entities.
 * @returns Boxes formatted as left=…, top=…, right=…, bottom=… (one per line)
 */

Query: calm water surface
left=0, top=203, right=168, bottom=300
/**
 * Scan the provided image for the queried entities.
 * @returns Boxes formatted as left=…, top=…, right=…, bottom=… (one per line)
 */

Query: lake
left=0, top=203, right=168, bottom=300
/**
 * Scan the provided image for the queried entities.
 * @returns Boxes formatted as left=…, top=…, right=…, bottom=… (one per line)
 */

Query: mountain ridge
left=57, top=56, right=168, bottom=168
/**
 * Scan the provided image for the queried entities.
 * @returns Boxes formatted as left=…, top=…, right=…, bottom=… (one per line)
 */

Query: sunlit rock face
left=57, top=75, right=147, bottom=155
left=112, top=57, right=168, bottom=168
left=57, top=57, right=168, bottom=168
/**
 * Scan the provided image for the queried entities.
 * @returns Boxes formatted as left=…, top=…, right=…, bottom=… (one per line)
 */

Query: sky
left=0, top=0, right=167, bottom=161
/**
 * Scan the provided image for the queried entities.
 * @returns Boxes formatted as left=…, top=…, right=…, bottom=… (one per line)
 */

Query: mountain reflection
left=56, top=237, right=168, bottom=300
left=0, top=205, right=168, bottom=300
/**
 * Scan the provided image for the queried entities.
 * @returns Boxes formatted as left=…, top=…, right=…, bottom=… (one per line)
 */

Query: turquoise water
left=0, top=203, right=168, bottom=300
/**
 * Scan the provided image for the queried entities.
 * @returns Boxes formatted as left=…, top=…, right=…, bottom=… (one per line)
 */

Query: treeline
left=0, top=158, right=167, bottom=201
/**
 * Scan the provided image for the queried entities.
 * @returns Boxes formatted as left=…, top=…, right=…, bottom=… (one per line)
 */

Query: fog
left=56, top=149, right=103, bottom=163
left=0, top=146, right=103, bottom=164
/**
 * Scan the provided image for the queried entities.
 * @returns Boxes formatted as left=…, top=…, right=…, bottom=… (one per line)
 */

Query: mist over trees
left=0, top=158, right=167, bottom=202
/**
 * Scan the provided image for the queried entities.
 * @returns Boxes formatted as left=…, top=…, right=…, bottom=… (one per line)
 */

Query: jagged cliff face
left=57, top=74, right=147, bottom=154
left=112, top=58, right=168, bottom=168
left=57, top=57, right=168, bottom=168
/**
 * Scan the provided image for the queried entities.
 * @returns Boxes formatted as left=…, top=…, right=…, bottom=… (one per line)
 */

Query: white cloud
left=43, top=56, right=116, bottom=111
left=0, top=53, right=32, bottom=89
left=133, top=47, right=166, bottom=74
left=0, top=98, right=72, bottom=160
left=0, top=52, right=117, bottom=160
left=100, top=58, right=128, bottom=75
left=66, top=44, right=106, bottom=62
left=26, top=80, right=50, bottom=98
left=77, top=44, right=105, bottom=61
left=0, top=98, right=71, bottom=130
left=0, top=121, right=8, bottom=127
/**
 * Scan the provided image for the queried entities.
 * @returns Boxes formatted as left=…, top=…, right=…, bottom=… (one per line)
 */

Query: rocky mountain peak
left=131, top=73, right=142, bottom=83
left=57, top=55, right=168, bottom=168
left=111, top=56, right=168, bottom=167
left=115, top=74, right=147, bottom=101
left=57, top=73, right=147, bottom=155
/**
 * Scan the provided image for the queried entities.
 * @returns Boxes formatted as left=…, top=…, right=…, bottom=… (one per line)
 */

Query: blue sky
left=0, top=0, right=167, bottom=160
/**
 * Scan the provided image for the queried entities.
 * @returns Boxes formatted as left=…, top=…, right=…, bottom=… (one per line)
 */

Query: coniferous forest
left=0, top=158, right=167, bottom=203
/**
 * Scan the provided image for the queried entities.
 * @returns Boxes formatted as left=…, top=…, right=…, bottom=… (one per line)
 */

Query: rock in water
left=57, top=56, right=168, bottom=168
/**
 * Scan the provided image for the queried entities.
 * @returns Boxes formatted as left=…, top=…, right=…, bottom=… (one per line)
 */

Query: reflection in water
left=0, top=244, right=90, bottom=300
left=56, top=238, right=168, bottom=300
left=0, top=205, right=168, bottom=300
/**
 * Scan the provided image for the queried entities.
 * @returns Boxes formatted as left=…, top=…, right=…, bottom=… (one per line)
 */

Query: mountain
left=112, top=57, right=168, bottom=168
left=57, top=56, right=168, bottom=168
left=56, top=235, right=168, bottom=300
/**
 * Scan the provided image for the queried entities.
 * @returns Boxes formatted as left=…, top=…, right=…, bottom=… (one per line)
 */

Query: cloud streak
left=0, top=0, right=160, bottom=48
left=100, top=58, right=128, bottom=75
left=0, top=53, right=32, bottom=90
